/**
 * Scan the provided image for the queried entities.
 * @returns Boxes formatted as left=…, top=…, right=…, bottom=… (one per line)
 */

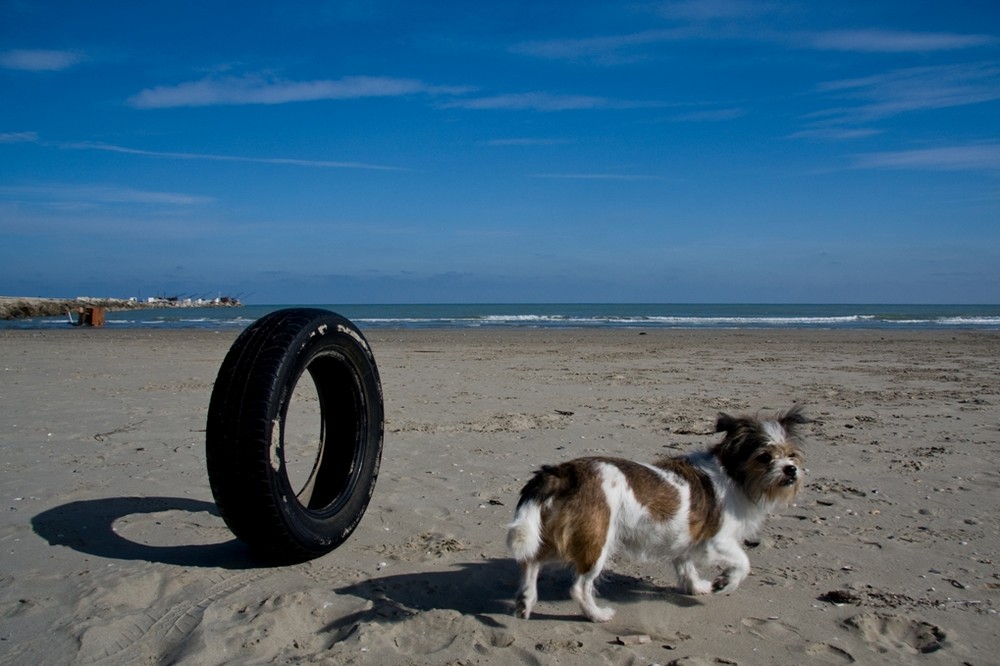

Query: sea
left=4, top=303, right=1000, bottom=331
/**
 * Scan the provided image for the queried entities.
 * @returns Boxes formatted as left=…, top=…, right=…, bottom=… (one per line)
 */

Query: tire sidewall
left=266, top=315, right=383, bottom=553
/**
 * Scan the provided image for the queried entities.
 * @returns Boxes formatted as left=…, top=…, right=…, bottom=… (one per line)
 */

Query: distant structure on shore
left=142, top=294, right=241, bottom=307
left=0, top=295, right=243, bottom=321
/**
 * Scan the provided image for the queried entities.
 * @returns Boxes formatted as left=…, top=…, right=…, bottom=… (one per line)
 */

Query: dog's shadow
left=329, top=560, right=701, bottom=631
left=31, top=496, right=263, bottom=569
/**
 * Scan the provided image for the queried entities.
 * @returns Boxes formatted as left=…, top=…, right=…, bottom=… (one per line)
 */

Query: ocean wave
left=358, top=314, right=873, bottom=328
left=930, top=317, right=1000, bottom=326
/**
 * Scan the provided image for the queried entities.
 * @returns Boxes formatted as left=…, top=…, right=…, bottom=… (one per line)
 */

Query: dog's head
left=712, top=406, right=807, bottom=505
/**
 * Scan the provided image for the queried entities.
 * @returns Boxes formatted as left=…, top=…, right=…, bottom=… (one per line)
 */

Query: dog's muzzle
left=780, top=464, right=798, bottom=486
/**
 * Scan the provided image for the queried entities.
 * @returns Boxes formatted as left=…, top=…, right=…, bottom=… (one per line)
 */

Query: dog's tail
left=506, top=464, right=574, bottom=562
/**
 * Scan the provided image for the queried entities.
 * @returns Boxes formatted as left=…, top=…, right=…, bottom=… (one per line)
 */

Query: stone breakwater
left=0, top=296, right=241, bottom=320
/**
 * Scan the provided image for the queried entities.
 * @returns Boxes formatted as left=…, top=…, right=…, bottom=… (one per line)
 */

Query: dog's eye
left=756, top=452, right=773, bottom=464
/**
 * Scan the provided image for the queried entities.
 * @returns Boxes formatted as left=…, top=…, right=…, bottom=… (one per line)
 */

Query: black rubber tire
left=205, top=308, right=384, bottom=562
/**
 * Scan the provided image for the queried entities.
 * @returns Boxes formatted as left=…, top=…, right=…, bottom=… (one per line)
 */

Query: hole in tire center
left=283, top=356, right=361, bottom=512
left=283, top=369, right=321, bottom=499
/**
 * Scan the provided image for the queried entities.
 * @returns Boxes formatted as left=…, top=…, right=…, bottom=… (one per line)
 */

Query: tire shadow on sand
left=31, top=496, right=263, bottom=569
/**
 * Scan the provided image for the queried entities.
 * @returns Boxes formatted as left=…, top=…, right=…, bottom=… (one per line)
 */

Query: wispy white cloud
left=512, top=19, right=994, bottom=66
left=441, top=92, right=661, bottom=111
left=62, top=141, right=407, bottom=171
left=805, top=29, right=996, bottom=53
left=808, top=63, right=1000, bottom=124
left=671, top=107, right=745, bottom=122
left=852, top=144, right=1000, bottom=171
left=129, top=70, right=659, bottom=115
left=530, top=173, right=667, bottom=181
left=511, top=28, right=693, bottom=63
left=128, top=74, right=471, bottom=109
left=482, top=138, right=571, bottom=146
left=0, top=131, right=40, bottom=143
left=0, top=184, right=213, bottom=206
left=788, top=127, right=883, bottom=141
left=0, top=49, right=86, bottom=71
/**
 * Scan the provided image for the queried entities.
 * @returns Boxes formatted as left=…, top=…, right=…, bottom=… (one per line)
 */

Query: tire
left=206, top=308, right=384, bottom=562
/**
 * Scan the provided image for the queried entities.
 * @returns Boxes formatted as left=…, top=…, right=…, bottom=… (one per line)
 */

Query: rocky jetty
left=0, top=296, right=241, bottom=321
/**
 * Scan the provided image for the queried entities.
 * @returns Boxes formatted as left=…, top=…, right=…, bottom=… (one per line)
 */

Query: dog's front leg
left=710, top=540, right=750, bottom=594
left=674, top=557, right=712, bottom=595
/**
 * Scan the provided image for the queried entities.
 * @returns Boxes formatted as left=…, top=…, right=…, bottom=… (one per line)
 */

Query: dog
left=507, top=406, right=807, bottom=622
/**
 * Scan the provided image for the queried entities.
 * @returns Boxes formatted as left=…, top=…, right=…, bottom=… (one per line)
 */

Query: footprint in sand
left=842, top=612, right=946, bottom=655
left=740, top=616, right=803, bottom=641
left=534, top=638, right=585, bottom=654
left=805, top=642, right=857, bottom=664
left=334, top=608, right=493, bottom=659
left=744, top=617, right=858, bottom=664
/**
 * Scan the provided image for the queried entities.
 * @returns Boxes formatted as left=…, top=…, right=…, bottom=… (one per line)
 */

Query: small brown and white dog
left=507, top=407, right=806, bottom=622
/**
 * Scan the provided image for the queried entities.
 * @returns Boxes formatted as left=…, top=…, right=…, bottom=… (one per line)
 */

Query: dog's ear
left=716, top=412, right=738, bottom=434
left=779, top=406, right=809, bottom=432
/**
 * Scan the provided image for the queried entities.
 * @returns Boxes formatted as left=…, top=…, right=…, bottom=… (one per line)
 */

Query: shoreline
left=2, top=324, right=996, bottom=342
left=4, top=301, right=999, bottom=332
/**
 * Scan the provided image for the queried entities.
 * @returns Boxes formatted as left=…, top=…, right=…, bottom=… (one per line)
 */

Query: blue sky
left=2, top=1, right=998, bottom=304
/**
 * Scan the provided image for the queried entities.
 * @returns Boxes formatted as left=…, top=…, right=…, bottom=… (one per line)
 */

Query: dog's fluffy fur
left=507, top=407, right=807, bottom=622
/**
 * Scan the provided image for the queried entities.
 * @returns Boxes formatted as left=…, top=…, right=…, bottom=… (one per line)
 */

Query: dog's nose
left=783, top=464, right=797, bottom=478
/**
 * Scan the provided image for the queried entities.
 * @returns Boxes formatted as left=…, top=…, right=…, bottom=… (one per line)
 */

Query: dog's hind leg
left=514, top=560, right=540, bottom=618
left=571, top=556, right=615, bottom=622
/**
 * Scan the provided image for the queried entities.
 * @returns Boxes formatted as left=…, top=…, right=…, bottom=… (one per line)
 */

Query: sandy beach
left=1, top=327, right=998, bottom=664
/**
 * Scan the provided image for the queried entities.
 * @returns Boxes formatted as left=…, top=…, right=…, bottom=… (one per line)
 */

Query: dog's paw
left=712, top=573, right=739, bottom=594
left=587, top=606, right=615, bottom=623
left=682, top=580, right=713, bottom=595
left=514, top=599, right=533, bottom=619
